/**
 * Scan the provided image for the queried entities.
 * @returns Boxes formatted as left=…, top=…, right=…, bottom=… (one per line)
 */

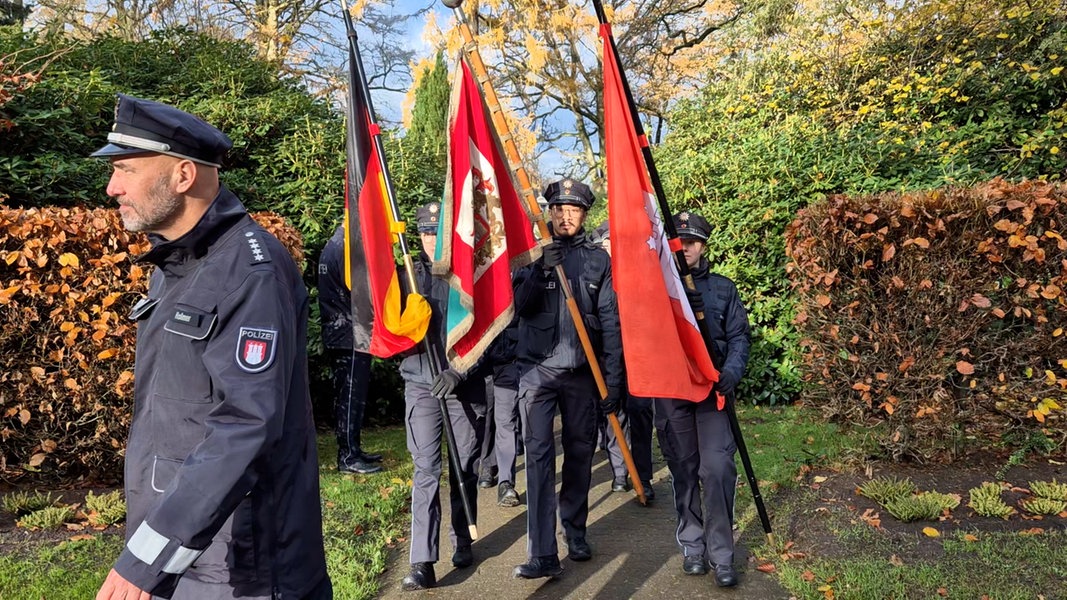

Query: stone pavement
left=376, top=418, right=790, bottom=599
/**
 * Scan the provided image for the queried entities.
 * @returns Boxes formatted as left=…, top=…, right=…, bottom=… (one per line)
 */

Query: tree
left=425, top=0, right=782, bottom=178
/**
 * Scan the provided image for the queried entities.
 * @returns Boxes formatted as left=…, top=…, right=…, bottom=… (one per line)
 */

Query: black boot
left=497, top=481, right=520, bottom=507
left=683, top=555, right=707, bottom=576
left=452, top=545, right=473, bottom=569
left=338, top=455, right=381, bottom=474
left=713, top=562, right=738, bottom=587
left=513, top=555, right=563, bottom=579
left=640, top=481, right=655, bottom=503
left=611, top=476, right=631, bottom=492
left=401, top=562, right=436, bottom=590
left=566, top=536, right=591, bottom=562
left=357, top=450, right=383, bottom=463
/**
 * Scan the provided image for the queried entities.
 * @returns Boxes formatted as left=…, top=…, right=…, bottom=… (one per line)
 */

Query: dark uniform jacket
left=116, top=187, right=328, bottom=598
left=512, top=229, right=623, bottom=389
left=691, top=257, right=751, bottom=394
left=317, top=225, right=352, bottom=350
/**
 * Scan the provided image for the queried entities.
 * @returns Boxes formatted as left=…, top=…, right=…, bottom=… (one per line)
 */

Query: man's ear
left=172, top=159, right=198, bottom=194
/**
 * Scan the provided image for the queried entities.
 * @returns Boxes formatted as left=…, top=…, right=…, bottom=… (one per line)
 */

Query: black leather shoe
left=566, top=536, right=592, bottom=562
left=338, top=458, right=382, bottom=474
left=358, top=450, right=383, bottom=463
left=452, top=545, right=473, bottom=569
left=683, top=555, right=707, bottom=575
left=713, top=562, right=738, bottom=587
left=497, top=481, right=520, bottom=507
left=640, top=481, right=655, bottom=503
left=401, top=562, right=436, bottom=590
left=513, top=556, right=563, bottom=579
left=611, top=476, right=631, bottom=492
left=478, top=467, right=498, bottom=488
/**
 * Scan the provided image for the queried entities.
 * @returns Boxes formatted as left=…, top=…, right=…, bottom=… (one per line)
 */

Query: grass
left=1, top=490, right=59, bottom=516
left=0, top=427, right=412, bottom=600
left=1, top=407, right=1063, bottom=600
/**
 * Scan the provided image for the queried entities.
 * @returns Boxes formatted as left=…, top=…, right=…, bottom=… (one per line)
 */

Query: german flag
left=343, top=30, right=429, bottom=358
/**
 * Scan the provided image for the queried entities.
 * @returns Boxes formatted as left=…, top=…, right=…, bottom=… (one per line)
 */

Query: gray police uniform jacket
left=512, top=230, right=623, bottom=389
left=116, top=187, right=328, bottom=598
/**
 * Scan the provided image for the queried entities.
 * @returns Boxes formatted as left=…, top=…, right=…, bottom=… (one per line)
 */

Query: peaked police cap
left=543, top=178, right=595, bottom=210
left=90, top=94, right=232, bottom=168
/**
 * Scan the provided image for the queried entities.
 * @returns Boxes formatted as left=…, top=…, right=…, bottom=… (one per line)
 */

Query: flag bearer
left=656, top=211, right=750, bottom=587
left=400, top=201, right=488, bottom=591
left=511, top=179, right=623, bottom=579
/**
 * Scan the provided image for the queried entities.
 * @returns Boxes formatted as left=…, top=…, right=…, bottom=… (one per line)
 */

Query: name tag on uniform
left=546, top=281, right=556, bottom=290
left=164, top=306, right=217, bottom=340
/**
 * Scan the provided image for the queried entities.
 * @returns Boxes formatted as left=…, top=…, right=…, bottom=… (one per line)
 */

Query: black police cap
left=90, top=94, right=232, bottom=168
left=673, top=211, right=711, bottom=242
left=416, top=202, right=441, bottom=233
left=543, top=178, right=595, bottom=210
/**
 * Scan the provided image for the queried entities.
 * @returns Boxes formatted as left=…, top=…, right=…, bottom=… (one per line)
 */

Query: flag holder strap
left=591, top=0, right=773, bottom=544
left=444, top=0, right=646, bottom=505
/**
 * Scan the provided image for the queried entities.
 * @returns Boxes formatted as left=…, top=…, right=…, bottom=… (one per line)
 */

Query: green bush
left=16, top=504, right=74, bottom=529
left=84, top=490, right=125, bottom=526
left=1, top=490, right=59, bottom=515
left=1020, top=496, right=1067, bottom=515
left=1030, top=479, right=1067, bottom=502
left=884, top=493, right=949, bottom=522
left=968, top=482, right=1015, bottom=518
left=858, top=476, right=916, bottom=505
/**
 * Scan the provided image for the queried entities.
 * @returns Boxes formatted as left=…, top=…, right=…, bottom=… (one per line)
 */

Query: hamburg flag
left=433, top=56, right=540, bottom=372
left=343, top=40, right=430, bottom=358
left=601, top=25, right=718, bottom=402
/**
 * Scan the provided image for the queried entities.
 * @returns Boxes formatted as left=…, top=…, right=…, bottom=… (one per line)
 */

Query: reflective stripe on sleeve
left=161, top=546, right=204, bottom=574
left=127, top=522, right=169, bottom=565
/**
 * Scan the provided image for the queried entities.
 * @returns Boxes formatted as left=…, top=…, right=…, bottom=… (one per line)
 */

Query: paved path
left=377, top=418, right=790, bottom=599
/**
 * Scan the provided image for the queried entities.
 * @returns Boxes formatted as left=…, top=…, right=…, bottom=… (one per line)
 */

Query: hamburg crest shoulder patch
left=236, top=327, right=278, bottom=373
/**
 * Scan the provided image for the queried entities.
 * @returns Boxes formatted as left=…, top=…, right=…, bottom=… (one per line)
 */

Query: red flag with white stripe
left=601, top=24, right=718, bottom=402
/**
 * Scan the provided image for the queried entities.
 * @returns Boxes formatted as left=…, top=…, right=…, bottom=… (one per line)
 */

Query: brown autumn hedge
left=0, top=205, right=303, bottom=482
left=786, top=179, right=1067, bottom=460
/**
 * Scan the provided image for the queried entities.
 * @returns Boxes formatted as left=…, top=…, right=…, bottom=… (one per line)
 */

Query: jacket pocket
left=521, top=312, right=557, bottom=360
left=150, top=456, right=184, bottom=493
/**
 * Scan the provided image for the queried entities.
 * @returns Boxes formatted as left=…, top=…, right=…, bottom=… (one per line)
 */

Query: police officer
left=318, top=224, right=384, bottom=474
left=400, top=201, right=487, bottom=590
left=486, top=323, right=522, bottom=507
left=656, top=211, right=750, bottom=587
left=511, top=179, right=623, bottom=579
left=92, top=94, right=330, bottom=599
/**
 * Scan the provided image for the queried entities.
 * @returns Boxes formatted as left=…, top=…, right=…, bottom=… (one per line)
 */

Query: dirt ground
left=781, top=452, right=1067, bottom=563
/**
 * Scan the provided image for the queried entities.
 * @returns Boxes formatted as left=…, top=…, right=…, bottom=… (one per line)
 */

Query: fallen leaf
left=756, top=562, right=776, bottom=573
left=956, top=361, right=975, bottom=375
left=69, top=534, right=94, bottom=542
left=802, top=570, right=816, bottom=582
left=813, top=476, right=828, bottom=483
left=922, top=527, right=940, bottom=537
left=938, top=588, right=948, bottom=596
left=963, top=534, right=979, bottom=542
left=889, top=554, right=904, bottom=566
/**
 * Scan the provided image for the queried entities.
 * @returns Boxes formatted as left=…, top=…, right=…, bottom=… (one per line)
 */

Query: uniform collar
left=552, top=227, right=589, bottom=246
left=138, top=186, right=247, bottom=267
left=690, top=256, right=711, bottom=279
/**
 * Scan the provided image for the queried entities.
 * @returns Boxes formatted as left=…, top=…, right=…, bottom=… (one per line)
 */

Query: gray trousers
left=654, top=397, right=737, bottom=565
left=157, top=572, right=332, bottom=599
left=405, top=379, right=485, bottom=564
left=519, top=364, right=598, bottom=559
left=493, top=381, right=521, bottom=485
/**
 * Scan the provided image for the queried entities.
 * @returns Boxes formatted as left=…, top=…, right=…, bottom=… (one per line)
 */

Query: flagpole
left=341, top=1, right=478, bottom=540
left=441, top=0, right=647, bottom=505
left=591, top=0, right=773, bottom=544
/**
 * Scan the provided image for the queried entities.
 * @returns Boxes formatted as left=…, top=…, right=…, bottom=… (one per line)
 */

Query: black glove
left=684, top=286, right=705, bottom=315
left=431, top=368, right=463, bottom=399
left=714, top=371, right=739, bottom=397
left=601, top=386, right=624, bottom=415
left=541, top=241, right=564, bottom=268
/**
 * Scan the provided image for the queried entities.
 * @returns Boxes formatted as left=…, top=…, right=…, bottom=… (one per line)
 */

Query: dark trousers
left=600, top=395, right=655, bottom=484
left=519, top=363, right=598, bottom=559
left=478, top=375, right=497, bottom=474
left=405, top=379, right=486, bottom=564
left=654, top=397, right=737, bottom=565
left=329, top=349, right=372, bottom=464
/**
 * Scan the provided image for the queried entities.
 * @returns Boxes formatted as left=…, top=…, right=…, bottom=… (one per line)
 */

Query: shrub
left=884, top=493, right=947, bottom=522
left=968, top=482, right=1015, bottom=518
left=786, top=179, right=1067, bottom=459
left=1020, top=496, right=1067, bottom=515
left=858, top=476, right=916, bottom=505
left=16, top=504, right=74, bottom=529
left=1030, top=479, right=1067, bottom=502
left=0, top=205, right=303, bottom=481
left=1, top=489, right=59, bottom=515
left=84, top=490, right=125, bottom=526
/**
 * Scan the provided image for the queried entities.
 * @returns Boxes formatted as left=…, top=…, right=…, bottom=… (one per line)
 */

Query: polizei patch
left=236, top=327, right=278, bottom=373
